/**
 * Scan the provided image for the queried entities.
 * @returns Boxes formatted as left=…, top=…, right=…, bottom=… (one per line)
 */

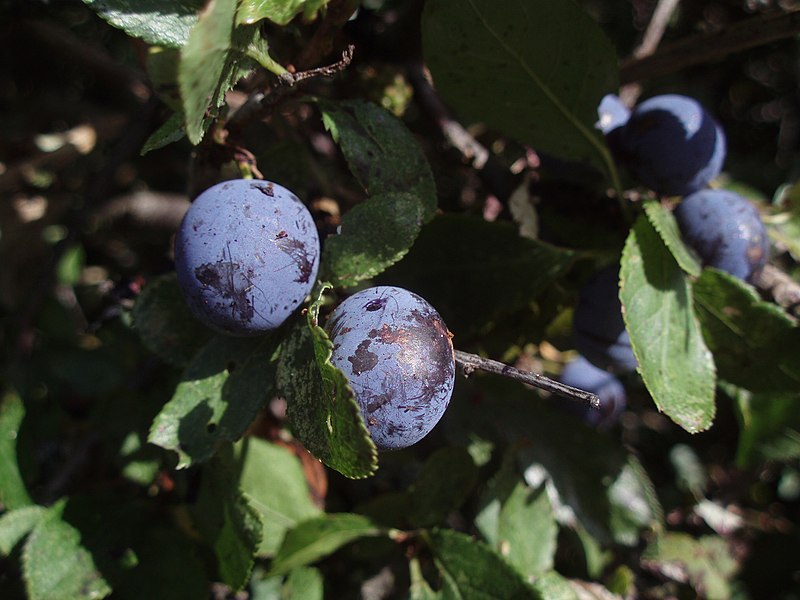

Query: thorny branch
left=226, top=44, right=356, bottom=134
left=454, top=350, right=601, bottom=409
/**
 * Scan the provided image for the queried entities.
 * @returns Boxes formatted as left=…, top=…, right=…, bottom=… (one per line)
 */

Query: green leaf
left=573, top=530, right=612, bottom=582
left=56, top=245, right=85, bottom=286
left=737, top=391, right=800, bottom=467
left=693, top=269, right=800, bottom=393
left=320, top=100, right=437, bottom=220
left=408, top=447, right=478, bottom=528
left=249, top=567, right=284, bottom=599
left=497, top=484, right=557, bottom=578
left=531, top=572, right=580, bottom=600
left=268, top=514, right=384, bottom=577
left=321, top=192, right=424, bottom=288
left=620, top=215, right=716, bottom=433
left=409, top=557, right=441, bottom=600
left=426, top=529, right=542, bottom=600
left=0, top=391, right=32, bottom=510
left=179, top=0, right=237, bottom=144
left=644, top=201, right=702, bottom=277
left=193, top=451, right=263, bottom=591
left=380, top=214, right=576, bottom=336
left=770, top=181, right=800, bottom=261
left=422, top=0, right=619, bottom=184
left=236, top=0, right=328, bottom=25
left=609, top=457, right=664, bottom=546
left=22, top=501, right=112, bottom=600
left=0, top=506, right=46, bottom=555
left=18, top=494, right=209, bottom=600
left=643, top=533, right=738, bottom=599
left=132, top=273, right=213, bottom=367
left=606, top=565, right=637, bottom=598
left=148, top=335, right=279, bottom=467
left=467, top=376, right=658, bottom=546
left=476, top=467, right=557, bottom=579
left=146, top=46, right=182, bottom=110
left=318, top=100, right=438, bottom=286
left=277, top=285, right=378, bottom=479
left=239, top=437, right=322, bottom=556
left=141, top=112, right=186, bottom=155
left=82, top=0, right=204, bottom=47
left=282, top=566, right=324, bottom=600
left=179, top=0, right=275, bottom=144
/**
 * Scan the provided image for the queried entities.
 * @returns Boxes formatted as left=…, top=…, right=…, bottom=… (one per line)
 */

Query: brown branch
left=454, top=350, right=601, bottom=408
left=407, top=63, right=489, bottom=170
left=633, top=0, right=683, bottom=60
left=226, top=44, right=356, bottom=134
left=295, top=0, right=361, bottom=70
left=408, top=62, right=517, bottom=202
left=89, top=191, right=190, bottom=231
left=279, top=44, right=356, bottom=86
left=753, top=264, right=800, bottom=319
left=619, top=0, right=681, bottom=106
left=619, top=8, right=800, bottom=85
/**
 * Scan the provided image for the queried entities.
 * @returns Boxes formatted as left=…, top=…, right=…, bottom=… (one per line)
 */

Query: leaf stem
left=453, top=350, right=600, bottom=408
left=245, top=43, right=288, bottom=77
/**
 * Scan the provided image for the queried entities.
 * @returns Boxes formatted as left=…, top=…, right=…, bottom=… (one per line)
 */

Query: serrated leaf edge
left=306, top=283, right=379, bottom=478
left=620, top=217, right=717, bottom=434
left=643, top=200, right=702, bottom=277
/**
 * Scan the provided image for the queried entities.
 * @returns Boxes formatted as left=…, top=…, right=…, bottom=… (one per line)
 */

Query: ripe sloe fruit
left=560, top=355, right=626, bottom=429
left=326, top=286, right=455, bottom=451
left=573, top=264, right=638, bottom=374
left=175, top=179, right=320, bottom=335
left=615, top=94, right=726, bottom=197
left=674, top=189, right=769, bottom=282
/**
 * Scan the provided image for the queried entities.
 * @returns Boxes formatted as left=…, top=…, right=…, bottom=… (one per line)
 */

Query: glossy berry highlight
left=175, top=179, right=320, bottom=335
left=560, top=355, right=627, bottom=429
left=326, top=286, right=456, bottom=451
left=573, top=264, right=638, bottom=374
left=615, top=94, right=726, bottom=197
left=674, top=189, right=769, bottom=282
left=596, top=93, right=630, bottom=135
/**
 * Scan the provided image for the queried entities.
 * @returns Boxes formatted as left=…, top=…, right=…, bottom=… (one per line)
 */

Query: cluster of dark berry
left=562, top=94, right=769, bottom=428
left=174, top=93, right=771, bottom=445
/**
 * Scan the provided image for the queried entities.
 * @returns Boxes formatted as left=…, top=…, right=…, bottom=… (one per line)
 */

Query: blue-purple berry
left=560, top=355, right=627, bottom=429
left=573, top=264, right=638, bottom=374
left=326, top=286, right=455, bottom=451
left=615, top=94, right=726, bottom=196
left=674, top=189, right=769, bottom=282
left=175, top=179, right=320, bottom=335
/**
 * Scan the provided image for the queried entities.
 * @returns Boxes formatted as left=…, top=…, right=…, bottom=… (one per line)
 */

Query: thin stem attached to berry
left=454, top=350, right=601, bottom=409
